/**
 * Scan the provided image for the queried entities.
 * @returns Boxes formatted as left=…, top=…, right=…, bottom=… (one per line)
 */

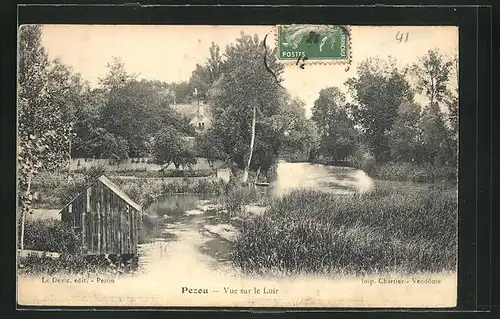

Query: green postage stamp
left=276, top=25, right=351, bottom=63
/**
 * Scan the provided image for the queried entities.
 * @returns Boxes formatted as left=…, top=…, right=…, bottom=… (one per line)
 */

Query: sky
left=41, top=25, right=458, bottom=117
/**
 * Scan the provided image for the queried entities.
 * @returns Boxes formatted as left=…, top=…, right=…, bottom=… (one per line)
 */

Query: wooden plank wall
left=61, top=181, right=140, bottom=256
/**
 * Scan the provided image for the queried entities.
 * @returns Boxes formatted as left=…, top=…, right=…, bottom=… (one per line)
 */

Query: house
left=171, top=91, right=211, bottom=132
left=59, top=175, right=142, bottom=258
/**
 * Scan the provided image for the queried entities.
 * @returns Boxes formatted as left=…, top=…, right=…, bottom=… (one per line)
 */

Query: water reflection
left=272, top=160, right=374, bottom=197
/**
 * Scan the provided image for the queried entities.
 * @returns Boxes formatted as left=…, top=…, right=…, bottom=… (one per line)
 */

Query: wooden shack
left=59, top=175, right=142, bottom=256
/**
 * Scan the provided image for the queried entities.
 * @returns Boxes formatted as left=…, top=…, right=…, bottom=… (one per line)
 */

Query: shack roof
left=59, top=175, right=142, bottom=213
left=97, top=175, right=142, bottom=212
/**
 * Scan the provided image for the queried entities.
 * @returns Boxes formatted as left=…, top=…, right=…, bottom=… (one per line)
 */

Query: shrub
left=21, top=219, right=80, bottom=254
left=231, top=188, right=457, bottom=276
left=374, top=162, right=457, bottom=183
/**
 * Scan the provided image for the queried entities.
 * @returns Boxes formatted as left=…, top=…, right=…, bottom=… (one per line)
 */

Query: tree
left=98, top=56, right=138, bottom=91
left=189, top=42, right=223, bottom=101
left=71, top=88, right=106, bottom=157
left=411, top=49, right=454, bottom=107
left=311, top=87, right=358, bottom=160
left=345, top=57, right=414, bottom=163
left=420, top=102, right=454, bottom=165
left=195, top=128, right=226, bottom=169
left=168, top=81, right=192, bottom=104
left=18, top=25, right=72, bottom=249
left=99, top=78, right=193, bottom=158
left=385, top=102, right=423, bottom=162
left=412, top=49, right=457, bottom=166
left=209, top=32, right=286, bottom=183
left=279, top=98, right=320, bottom=159
left=152, top=127, right=197, bottom=171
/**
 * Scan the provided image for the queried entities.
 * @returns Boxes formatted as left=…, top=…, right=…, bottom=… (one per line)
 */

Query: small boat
left=255, top=182, right=270, bottom=187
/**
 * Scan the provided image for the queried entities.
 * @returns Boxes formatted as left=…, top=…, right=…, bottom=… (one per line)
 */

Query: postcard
left=17, top=24, right=458, bottom=308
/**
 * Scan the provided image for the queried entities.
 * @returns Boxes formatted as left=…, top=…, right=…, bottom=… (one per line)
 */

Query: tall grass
left=374, top=162, right=457, bottom=183
left=231, top=187, right=457, bottom=276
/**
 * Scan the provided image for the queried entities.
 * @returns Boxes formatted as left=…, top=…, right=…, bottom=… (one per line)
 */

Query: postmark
left=276, top=24, right=351, bottom=64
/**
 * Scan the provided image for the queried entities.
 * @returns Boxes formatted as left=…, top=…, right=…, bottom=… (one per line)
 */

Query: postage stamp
left=276, top=24, right=351, bottom=64
left=17, top=24, right=458, bottom=309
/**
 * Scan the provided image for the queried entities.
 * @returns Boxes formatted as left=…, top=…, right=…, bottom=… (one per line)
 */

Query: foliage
left=98, top=56, right=138, bottom=90
left=311, top=87, right=359, bottom=160
left=20, top=219, right=80, bottom=254
left=345, top=57, right=414, bottom=163
left=152, top=127, right=198, bottom=170
left=385, top=102, right=423, bottom=162
left=18, top=25, right=74, bottom=248
left=410, top=49, right=454, bottom=106
left=194, top=127, right=226, bottom=168
left=374, top=161, right=456, bottom=183
left=277, top=98, right=320, bottom=160
left=209, top=33, right=290, bottom=179
left=345, top=144, right=377, bottom=174
left=231, top=188, right=457, bottom=275
left=189, top=42, right=223, bottom=101
left=420, top=103, right=455, bottom=166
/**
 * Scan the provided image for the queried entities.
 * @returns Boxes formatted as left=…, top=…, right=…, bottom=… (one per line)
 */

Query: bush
left=19, top=218, right=137, bottom=275
left=374, top=162, right=457, bottom=183
left=231, top=188, right=457, bottom=276
left=21, top=219, right=80, bottom=254
left=345, top=146, right=377, bottom=174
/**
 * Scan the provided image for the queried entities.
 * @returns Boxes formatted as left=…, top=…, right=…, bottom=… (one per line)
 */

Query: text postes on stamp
left=276, top=25, right=350, bottom=63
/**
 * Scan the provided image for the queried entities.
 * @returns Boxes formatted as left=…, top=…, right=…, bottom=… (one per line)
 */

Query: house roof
left=171, top=103, right=198, bottom=120
left=59, top=175, right=142, bottom=213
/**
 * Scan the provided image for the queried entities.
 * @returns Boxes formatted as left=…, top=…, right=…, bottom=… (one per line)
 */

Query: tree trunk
left=242, top=105, right=257, bottom=184
left=20, top=170, right=33, bottom=250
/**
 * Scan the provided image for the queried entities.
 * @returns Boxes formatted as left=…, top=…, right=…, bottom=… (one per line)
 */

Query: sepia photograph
left=17, top=24, right=458, bottom=308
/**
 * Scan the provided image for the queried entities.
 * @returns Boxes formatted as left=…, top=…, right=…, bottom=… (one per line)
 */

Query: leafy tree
left=84, top=128, right=129, bottom=163
left=195, top=128, right=226, bottom=169
left=345, top=57, right=414, bottom=162
left=98, top=56, right=138, bottom=91
left=152, top=127, right=197, bottom=171
left=278, top=97, right=320, bottom=159
left=18, top=25, right=72, bottom=249
left=168, top=81, right=192, bottom=104
left=71, top=88, right=106, bottom=157
left=412, top=49, right=457, bottom=166
left=99, top=78, right=193, bottom=157
left=420, top=102, right=454, bottom=165
left=385, top=102, right=423, bottom=162
left=311, top=87, right=358, bottom=160
left=209, top=32, right=286, bottom=183
left=189, top=42, right=223, bottom=101
left=411, top=49, right=454, bottom=106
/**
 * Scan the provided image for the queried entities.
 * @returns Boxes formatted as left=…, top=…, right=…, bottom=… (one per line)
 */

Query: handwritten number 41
left=396, top=31, right=409, bottom=43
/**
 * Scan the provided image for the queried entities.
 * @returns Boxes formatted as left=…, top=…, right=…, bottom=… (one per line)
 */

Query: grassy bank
left=31, top=171, right=228, bottom=210
left=230, top=185, right=457, bottom=276
left=373, top=162, right=457, bottom=183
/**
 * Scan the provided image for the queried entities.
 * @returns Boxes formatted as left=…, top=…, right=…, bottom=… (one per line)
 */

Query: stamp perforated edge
left=273, top=25, right=353, bottom=67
